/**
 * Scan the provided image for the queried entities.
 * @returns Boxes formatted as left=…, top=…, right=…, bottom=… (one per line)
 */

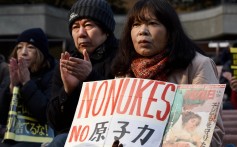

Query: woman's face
left=185, top=118, right=200, bottom=132
left=131, top=12, right=168, bottom=57
left=16, top=42, right=37, bottom=68
left=72, top=19, right=107, bottom=54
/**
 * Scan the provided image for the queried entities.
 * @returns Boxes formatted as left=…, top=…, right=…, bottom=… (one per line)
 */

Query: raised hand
left=60, top=51, right=79, bottom=94
left=9, top=58, right=20, bottom=92
left=9, top=57, right=31, bottom=93
left=17, top=58, right=30, bottom=85
left=66, top=49, right=92, bottom=81
left=60, top=49, right=92, bottom=94
left=230, top=77, right=237, bottom=92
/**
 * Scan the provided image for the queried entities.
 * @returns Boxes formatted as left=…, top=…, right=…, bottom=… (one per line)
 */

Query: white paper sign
left=65, top=78, right=177, bottom=147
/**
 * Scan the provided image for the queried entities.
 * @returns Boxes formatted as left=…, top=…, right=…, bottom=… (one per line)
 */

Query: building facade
left=0, top=3, right=237, bottom=59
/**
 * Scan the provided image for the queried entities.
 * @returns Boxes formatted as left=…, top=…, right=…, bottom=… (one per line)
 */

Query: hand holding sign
left=112, top=140, right=123, bottom=147
left=230, top=77, right=237, bottom=92
left=223, top=71, right=232, bottom=81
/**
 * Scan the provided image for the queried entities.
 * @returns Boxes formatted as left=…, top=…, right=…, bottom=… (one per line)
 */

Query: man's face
left=71, top=19, right=107, bottom=54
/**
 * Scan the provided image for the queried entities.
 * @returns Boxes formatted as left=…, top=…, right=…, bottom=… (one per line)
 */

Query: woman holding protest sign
left=0, top=28, right=56, bottom=147
left=46, top=0, right=118, bottom=146
left=111, top=0, right=224, bottom=146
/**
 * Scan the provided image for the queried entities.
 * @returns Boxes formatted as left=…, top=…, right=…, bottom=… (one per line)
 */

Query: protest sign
left=65, top=78, right=225, bottom=147
left=3, top=86, right=54, bottom=143
left=65, top=78, right=177, bottom=147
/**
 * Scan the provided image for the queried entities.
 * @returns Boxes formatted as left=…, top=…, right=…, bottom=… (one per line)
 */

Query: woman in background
left=0, top=28, right=56, bottom=147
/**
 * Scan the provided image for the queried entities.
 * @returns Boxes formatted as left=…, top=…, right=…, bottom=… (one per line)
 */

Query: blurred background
left=0, top=0, right=237, bottom=62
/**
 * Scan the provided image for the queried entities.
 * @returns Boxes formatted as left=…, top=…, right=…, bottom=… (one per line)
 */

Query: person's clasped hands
left=60, top=49, right=92, bottom=94
left=9, top=57, right=30, bottom=93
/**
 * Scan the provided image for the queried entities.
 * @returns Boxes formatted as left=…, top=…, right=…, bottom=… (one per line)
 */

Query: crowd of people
left=0, top=0, right=236, bottom=146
